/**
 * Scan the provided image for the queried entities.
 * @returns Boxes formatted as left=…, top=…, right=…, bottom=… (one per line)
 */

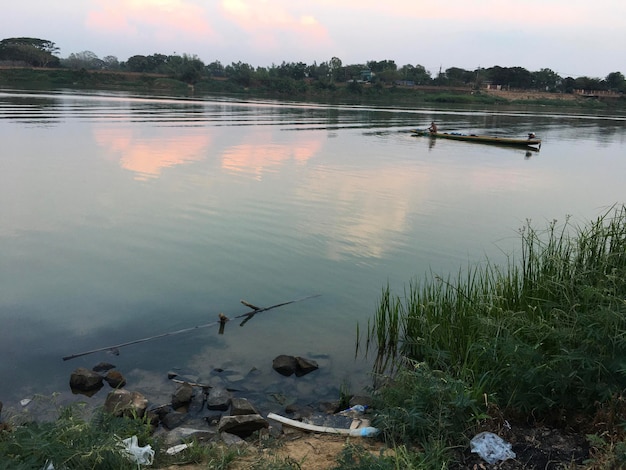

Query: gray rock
left=217, top=414, right=268, bottom=437
left=207, top=386, right=231, bottom=411
left=104, top=370, right=126, bottom=388
left=162, top=427, right=216, bottom=446
left=69, top=367, right=104, bottom=392
left=272, top=355, right=297, bottom=376
left=230, top=397, right=259, bottom=416
left=204, top=410, right=223, bottom=426
left=161, top=411, right=187, bottom=430
left=295, top=356, right=319, bottom=376
left=285, top=404, right=314, bottom=420
left=92, top=362, right=116, bottom=372
left=103, top=389, right=148, bottom=418
left=220, top=431, right=246, bottom=446
left=171, top=382, right=194, bottom=409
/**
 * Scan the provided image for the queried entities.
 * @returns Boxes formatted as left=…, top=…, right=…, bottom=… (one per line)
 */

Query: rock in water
left=70, top=367, right=104, bottom=394
left=272, top=355, right=297, bottom=376
left=104, top=370, right=126, bottom=388
left=295, top=356, right=319, bottom=376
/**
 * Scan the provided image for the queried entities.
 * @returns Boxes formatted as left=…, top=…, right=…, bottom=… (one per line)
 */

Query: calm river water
left=1, top=89, right=625, bottom=415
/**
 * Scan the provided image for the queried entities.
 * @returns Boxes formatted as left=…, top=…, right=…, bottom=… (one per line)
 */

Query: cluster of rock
left=66, top=354, right=342, bottom=451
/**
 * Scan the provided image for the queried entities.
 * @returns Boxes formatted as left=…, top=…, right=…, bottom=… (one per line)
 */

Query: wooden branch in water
left=61, top=294, right=320, bottom=361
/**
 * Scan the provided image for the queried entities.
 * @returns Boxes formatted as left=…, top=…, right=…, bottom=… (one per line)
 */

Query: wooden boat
left=413, top=129, right=542, bottom=148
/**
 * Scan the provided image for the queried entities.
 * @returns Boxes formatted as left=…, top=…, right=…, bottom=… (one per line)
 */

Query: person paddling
left=428, top=121, right=438, bottom=134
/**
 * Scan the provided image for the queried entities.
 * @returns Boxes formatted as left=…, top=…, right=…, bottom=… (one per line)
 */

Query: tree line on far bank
left=1, top=36, right=625, bottom=95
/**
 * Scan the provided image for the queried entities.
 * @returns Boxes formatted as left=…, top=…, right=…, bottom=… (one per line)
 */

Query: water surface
left=1, top=90, right=625, bottom=413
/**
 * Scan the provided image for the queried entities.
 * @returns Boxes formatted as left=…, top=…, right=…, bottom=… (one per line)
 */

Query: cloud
left=220, top=0, right=332, bottom=57
left=86, top=0, right=216, bottom=42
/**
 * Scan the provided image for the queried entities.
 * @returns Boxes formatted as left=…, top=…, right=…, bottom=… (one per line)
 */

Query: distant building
left=360, top=69, right=375, bottom=82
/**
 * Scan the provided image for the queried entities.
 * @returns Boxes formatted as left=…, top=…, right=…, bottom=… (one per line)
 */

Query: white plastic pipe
left=267, top=412, right=379, bottom=437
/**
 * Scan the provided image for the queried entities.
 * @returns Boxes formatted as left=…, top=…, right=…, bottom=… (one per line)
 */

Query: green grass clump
left=366, top=205, right=626, bottom=416
left=360, top=204, right=626, bottom=467
left=0, top=403, right=154, bottom=469
left=334, top=442, right=452, bottom=470
left=370, top=362, right=481, bottom=448
left=0, top=400, right=243, bottom=469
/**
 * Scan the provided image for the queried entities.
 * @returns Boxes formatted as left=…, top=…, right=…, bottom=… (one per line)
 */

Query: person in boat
left=428, top=121, right=438, bottom=134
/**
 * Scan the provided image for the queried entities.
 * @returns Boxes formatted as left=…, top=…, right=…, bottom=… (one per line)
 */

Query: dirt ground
left=482, top=88, right=578, bottom=102
left=233, top=433, right=385, bottom=470
left=162, top=433, right=385, bottom=470
left=160, top=423, right=596, bottom=470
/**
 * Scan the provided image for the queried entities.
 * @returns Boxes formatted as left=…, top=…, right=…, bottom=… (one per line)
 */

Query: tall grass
left=364, top=205, right=626, bottom=415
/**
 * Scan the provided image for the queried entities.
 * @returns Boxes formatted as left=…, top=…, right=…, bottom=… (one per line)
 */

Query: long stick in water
left=62, top=294, right=319, bottom=361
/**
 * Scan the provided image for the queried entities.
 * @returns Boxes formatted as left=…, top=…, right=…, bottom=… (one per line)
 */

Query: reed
left=365, top=204, right=626, bottom=415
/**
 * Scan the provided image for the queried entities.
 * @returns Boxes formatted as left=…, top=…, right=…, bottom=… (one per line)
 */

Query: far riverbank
left=2, top=67, right=624, bottom=110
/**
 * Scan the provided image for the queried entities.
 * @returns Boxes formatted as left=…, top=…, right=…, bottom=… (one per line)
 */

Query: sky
left=3, top=0, right=625, bottom=79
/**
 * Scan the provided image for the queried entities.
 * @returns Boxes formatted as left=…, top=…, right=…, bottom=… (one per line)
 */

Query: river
left=1, top=89, right=625, bottom=415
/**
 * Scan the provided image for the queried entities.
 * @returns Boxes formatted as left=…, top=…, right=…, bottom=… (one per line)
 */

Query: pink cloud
left=86, top=0, right=216, bottom=42
left=220, top=0, right=332, bottom=52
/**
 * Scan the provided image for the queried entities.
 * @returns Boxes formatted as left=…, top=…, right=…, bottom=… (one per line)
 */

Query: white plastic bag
left=120, top=435, right=154, bottom=466
left=470, top=431, right=516, bottom=464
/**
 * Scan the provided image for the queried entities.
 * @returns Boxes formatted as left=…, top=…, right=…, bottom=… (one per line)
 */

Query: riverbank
left=2, top=67, right=624, bottom=110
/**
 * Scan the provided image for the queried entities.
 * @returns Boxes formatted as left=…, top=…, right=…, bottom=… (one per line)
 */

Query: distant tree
left=0, top=37, right=60, bottom=67
left=102, top=55, right=120, bottom=70
left=125, top=55, right=149, bottom=72
left=306, top=61, right=330, bottom=81
left=561, top=76, right=576, bottom=93
left=172, top=54, right=205, bottom=84
left=366, top=60, right=397, bottom=73
left=531, top=68, right=561, bottom=91
left=329, top=56, right=342, bottom=83
left=485, top=66, right=532, bottom=89
left=63, top=51, right=103, bottom=70
left=605, top=71, right=625, bottom=92
left=255, top=66, right=270, bottom=81
left=274, top=61, right=308, bottom=80
left=399, top=64, right=432, bottom=85
left=291, top=62, right=308, bottom=80
left=574, top=76, right=604, bottom=91
left=206, top=60, right=225, bottom=77
left=146, top=53, right=168, bottom=73
left=443, top=67, right=474, bottom=86
left=224, top=61, right=255, bottom=86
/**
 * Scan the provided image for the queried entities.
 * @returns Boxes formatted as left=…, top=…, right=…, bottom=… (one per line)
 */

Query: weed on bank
left=361, top=204, right=626, bottom=467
